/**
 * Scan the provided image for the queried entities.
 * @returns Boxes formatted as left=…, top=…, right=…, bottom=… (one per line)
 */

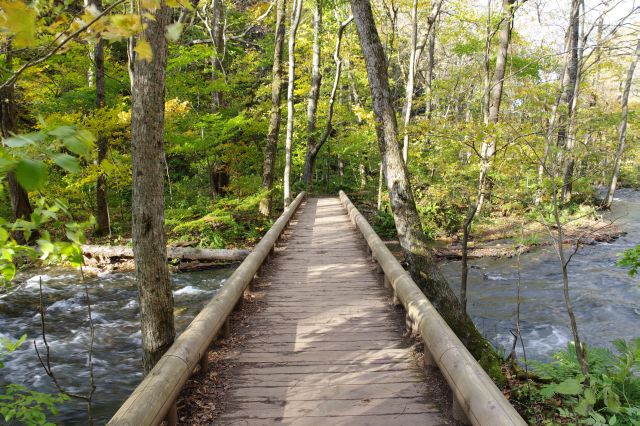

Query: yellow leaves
left=352, top=105, right=374, bottom=123
left=165, top=0, right=183, bottom=9
left=101, top=14, right=143, bottom=41
left=0, top=0, right=36, bottom=47
left=118, top=110, right=131, bottom=124
left=140, top=0, right=161, bottom=11
left=134, top=39, right=152, bottom=62
left=165, top=98, right=190, bottom=118
left=165, top=22, right=182, bottom=42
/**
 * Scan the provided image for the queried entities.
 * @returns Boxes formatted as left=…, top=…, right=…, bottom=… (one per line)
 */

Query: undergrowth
left=511, top=339, right=640, bottom=425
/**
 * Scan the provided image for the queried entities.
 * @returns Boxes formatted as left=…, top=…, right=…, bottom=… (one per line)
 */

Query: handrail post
left=108, top=192, right=306, bottom=426
left=337, top=190, right=525, bottom=426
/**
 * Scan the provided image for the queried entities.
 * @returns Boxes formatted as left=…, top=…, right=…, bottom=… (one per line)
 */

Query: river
left=0, top=190, right=638, bottom=424
left=0, top=267, right=234, bottom=424
left=442, top=188, right=640, bottom=361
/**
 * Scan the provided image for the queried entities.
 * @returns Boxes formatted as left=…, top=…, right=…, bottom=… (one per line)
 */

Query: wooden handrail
left=108, top=192, right=306, bottom=426
left=338, top=191, right=526, bottom=426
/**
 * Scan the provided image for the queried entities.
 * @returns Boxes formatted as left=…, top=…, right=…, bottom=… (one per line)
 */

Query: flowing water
left=0, top=267, right=234, bottom=424
left=0, top=191, right=638, bottom=424
left=442, top=188, right=640, bottom=361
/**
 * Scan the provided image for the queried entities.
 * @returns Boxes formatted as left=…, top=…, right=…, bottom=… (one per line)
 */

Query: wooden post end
left=222, top=318, right=231, bottom=338
left=164, top=402, right=178, bottom=426
left=392, top=291, right=401, bottom=306
left=423, top=346, right=436, bottom=368
left=199, top=352, right=209, bottom=373
left=234, top=296, right=244, bottom=311
left=451, top=397, right=470, bottom=425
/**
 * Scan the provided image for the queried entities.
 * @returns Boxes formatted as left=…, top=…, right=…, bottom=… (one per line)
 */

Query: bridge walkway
left=217, top=197, right=448, bottom=425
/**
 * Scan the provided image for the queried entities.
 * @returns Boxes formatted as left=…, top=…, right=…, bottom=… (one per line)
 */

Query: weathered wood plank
left=217, top=198, right=446, bottom=425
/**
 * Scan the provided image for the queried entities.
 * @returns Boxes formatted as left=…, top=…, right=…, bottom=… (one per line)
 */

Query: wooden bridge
left=109, top=193, right=526, bottom=426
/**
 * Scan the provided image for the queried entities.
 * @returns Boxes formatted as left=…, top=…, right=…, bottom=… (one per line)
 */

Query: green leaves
left=52, top=154, right=80, bottom=174
left=532, top=340, right=640, bottom=425
left=48, top=126, right=95, bottom=158
left=617, top=244, right=640, bottom=277
left=541, top=377, right=584, bottom=398
left=3, top=132, right=43, bottom=148
left=1, top=125, right=95, bottom=191
left=14, top=159, right=47, bottom=191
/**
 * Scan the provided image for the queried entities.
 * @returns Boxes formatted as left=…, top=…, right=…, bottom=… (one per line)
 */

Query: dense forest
left=0, top=0, right=639, bottom=424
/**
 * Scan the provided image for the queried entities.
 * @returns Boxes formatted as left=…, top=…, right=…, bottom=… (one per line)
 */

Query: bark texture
left=349, top=0, right=500, bottom=372
left=93, top=0, right=110, bottom=237
left=401, top=0, right=418, bottom=164
left=302, top=14, right=352, bottom=189
left=477, top=0, right=516, bottom=213
left=604, top=39, right=640, bottom=208
left=302, top=0, right=322, bottom=190
left=461, top=0, right=517, bottom=307
left=0, top=42, right=34, bottom=243
left=283, top=0, right=303, bottom=207
left=130, top=3, right=176, bottom=374
left=559, top=0, right=581, bottom=203
left=259, top=0, right=286, bottom=216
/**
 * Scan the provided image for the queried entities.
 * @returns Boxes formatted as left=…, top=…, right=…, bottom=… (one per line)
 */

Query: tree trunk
left=377, top=162, right=383, bottom=210
left=260, top=0, right=286, bottom=217
left=130, top=2, right=175, bottom=374
left=303, top=0, right=322, bottom=192
left=460, top=0, right=517, bottom=302
left=350, top=0, right=501, bottom=371
left=401, top=0, right=418, bottom=164
left=424, top=17, right=436, bottom=118
left=476, top=0, right=516, bottom=213
left=303, top=13, right=353, bottom=190
left=0, top=42, right=34, bottom=244
left=604, top=38, right=640, bottom=208
left=92, top=0, right=110, bottom=237
left=283, top=0, right=303, bottom=207
left=210, top=0, right=225, bottom=110
left=559, top=0, right=581, bottom=203
left=82, top=245, right=250, bottom=262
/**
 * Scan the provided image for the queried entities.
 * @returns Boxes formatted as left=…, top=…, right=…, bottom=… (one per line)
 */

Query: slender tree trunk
left=350, top=0, right=501, bottom=370
left=260, top=0, right=286, bottom=217
left=477, top=0, right=516, bottom=213
left=130, top=2, right=175, bottom=374
left=401, top=0, right=418, bottom=164
left=460, top=203, right=477, bottom=312
left=460, top=0, right=517, bottom=303
left=558, top=0, right=580, bottom=203
left=283, top=0, right=303, bottom=207
left=549, top=174, right=589, bottom=377
left=92, top=0, right=110, bottom=237
left=377, top=162, right=383, bottom=210
left=424, top=17, right=436, bottom=119
left=303, top=0, right=322, bottom=191
left=210, top=0, right=225, bottom=110
left=604, top=39, right=640, bottom=208
left=303, top=14, right=353, bottom=189
left=561, top=0, right=584, bottom=204
left=0, top=41, right=34, bottom=244
left=536, top=18, right=573, bottom=205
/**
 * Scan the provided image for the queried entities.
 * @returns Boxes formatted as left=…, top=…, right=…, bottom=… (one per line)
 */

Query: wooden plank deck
left=218, top=197, right=448, bottom=425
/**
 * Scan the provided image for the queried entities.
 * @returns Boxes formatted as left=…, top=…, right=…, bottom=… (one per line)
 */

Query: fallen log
left=81, top=245, right=250, bottom=263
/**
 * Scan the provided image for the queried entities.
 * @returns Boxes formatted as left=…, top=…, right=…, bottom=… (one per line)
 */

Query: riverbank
left=352, top=194, right=625, bottom=260
left=431, top=216, right=625, bottom=260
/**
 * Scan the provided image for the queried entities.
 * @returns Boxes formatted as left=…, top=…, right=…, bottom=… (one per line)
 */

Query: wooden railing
left=338, top=191, right=526, bottom=426
left=108, top=192, right=306, bottom=426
